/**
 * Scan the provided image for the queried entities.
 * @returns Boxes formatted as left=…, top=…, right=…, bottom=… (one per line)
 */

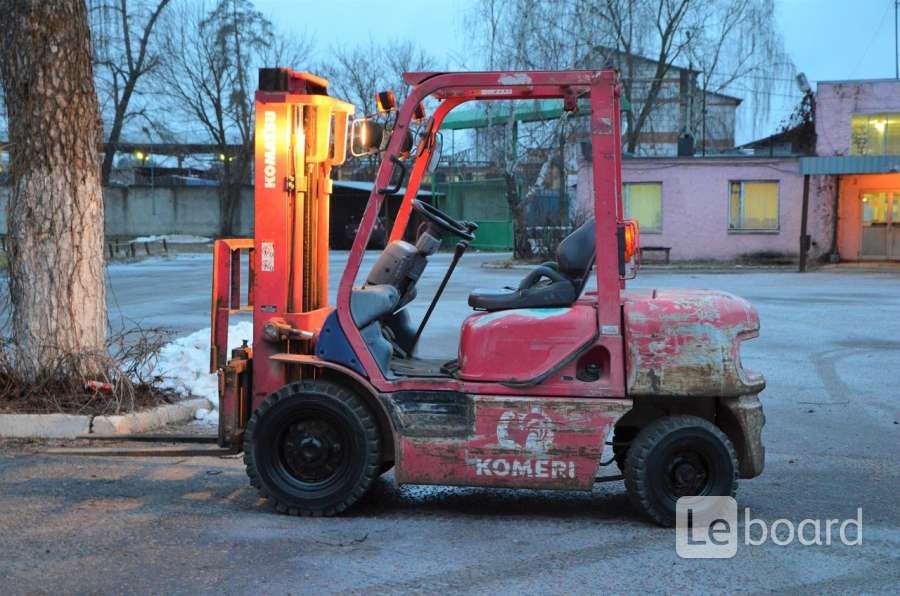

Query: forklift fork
left=47, top=240, right=256, bottom=458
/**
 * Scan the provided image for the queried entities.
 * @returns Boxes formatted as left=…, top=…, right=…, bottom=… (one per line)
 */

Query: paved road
left=1, top=254, right=899, bottom=593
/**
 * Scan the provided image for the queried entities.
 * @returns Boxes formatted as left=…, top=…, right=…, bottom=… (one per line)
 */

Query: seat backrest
left=556, top=218, right=596, bottom=284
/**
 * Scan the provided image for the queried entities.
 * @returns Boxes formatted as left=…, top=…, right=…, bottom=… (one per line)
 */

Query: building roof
left=333, top=179, right=440, bottom=196
left=590, top=46, right=743, bottom=103
left=441, top=98, right=599, bottom=131
left=799, top=155, right=900, bottom=175
left=816, top=78, right=900, bottom=86
left=737, top=123, right=815, bottom=156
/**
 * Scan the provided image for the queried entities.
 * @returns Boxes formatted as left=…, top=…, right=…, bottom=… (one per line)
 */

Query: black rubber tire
left=244, top=380, right=380, bottom=516
left=624, top=415, right=738, bottom=527
left=379, top=462, right=394, bottom=476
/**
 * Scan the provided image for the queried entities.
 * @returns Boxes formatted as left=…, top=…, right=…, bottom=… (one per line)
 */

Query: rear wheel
left=244, top=380, right=380, bottom=516
left=624, top=415, right=737, bottom=527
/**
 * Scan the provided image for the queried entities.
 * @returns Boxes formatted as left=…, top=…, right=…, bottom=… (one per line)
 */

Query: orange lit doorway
left=860, top=191, right=900, bottom=260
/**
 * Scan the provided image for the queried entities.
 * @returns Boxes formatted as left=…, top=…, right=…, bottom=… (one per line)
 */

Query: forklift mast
left=210, top=68, right=354, bottom=449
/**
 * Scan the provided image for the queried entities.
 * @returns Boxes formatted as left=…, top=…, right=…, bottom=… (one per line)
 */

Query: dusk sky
left=255, top=0, right=900, bottom=142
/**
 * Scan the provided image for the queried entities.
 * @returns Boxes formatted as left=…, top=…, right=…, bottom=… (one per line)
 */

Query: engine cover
left=623, top=288, right=765, bottom=397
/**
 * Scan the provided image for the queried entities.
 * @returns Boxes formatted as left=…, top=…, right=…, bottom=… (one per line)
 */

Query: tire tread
left=243, top=380, right=380, bottom=517
left=624, top=415, right=738, bottom=527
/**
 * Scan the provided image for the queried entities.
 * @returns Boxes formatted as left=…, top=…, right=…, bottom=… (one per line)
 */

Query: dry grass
left=0, top=325, right=181, bottom=416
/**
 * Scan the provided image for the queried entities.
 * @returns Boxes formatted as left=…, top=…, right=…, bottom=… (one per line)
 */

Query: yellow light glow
left=219, top=153, right=226, bottom=161
left=872, top=119, right=886, bottom=132
left=624, top=224, right=636, bottom=261
left=135, top=151, right=145, bottom=160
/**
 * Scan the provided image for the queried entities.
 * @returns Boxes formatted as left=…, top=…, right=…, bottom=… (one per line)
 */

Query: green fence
left=432, top=178, right=513, bottom=250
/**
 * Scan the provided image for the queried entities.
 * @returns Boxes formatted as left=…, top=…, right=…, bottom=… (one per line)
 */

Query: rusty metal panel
left=393, top=394, right=630, bottom=490
left=719, top=394, right=766, bottom=478
left=623, top=289, right=766, bottom=397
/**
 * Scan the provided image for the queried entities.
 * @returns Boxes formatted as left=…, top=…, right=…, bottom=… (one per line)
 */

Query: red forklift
left=210, top=68, right=766, bottom=526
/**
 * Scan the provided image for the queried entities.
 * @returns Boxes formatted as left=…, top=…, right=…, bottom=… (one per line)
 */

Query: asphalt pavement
left=1, top=253, right=898, bottom=594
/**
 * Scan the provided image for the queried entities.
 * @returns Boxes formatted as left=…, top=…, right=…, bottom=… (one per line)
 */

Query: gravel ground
left=0, top=253, right=898, bottom=594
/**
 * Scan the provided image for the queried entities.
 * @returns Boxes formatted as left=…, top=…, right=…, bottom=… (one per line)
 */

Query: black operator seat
left=468, top=218, right=596, bottom=311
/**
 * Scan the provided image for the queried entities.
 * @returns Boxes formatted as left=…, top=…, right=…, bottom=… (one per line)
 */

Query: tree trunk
left=101, top=99, right=130, bottom=184
left=504, top=173, right=532, bottom=260
left=0, top=0, right=107, bottom=381
left=218, top=155, right=249, bottom=237
left=219, top=182, right=239, bottom=237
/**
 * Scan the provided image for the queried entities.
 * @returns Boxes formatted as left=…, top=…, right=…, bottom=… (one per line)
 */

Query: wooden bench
left=640, top=245, right=671, bottom=264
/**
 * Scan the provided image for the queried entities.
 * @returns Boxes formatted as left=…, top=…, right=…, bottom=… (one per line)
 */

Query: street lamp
left=134, top=150, right=154, bottom=187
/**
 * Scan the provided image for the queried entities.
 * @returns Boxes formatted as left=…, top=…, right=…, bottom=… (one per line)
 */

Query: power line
left=850, top=1, right=893, bottom=78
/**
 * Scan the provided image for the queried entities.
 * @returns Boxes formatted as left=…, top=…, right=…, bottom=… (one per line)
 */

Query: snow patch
left=131, top=234, right=212, bottom=244
left=152, top=322, right=253, bottom=423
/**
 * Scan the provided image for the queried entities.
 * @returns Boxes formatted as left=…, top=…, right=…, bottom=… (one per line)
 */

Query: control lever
left=410, top=240, right=468, bottom=352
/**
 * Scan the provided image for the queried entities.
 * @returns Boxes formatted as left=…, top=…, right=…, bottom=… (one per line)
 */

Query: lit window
left=850, top=113, right=900, bottom=155
left=729, top=181, right=779, bottom=231
left=623, top=182, right=662, bottom=232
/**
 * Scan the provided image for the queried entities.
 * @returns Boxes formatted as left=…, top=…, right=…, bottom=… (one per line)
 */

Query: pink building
left=576, top=78, right=900, bottom=263
left=802, top=79, right=900, bottom=261
left=576, top=156, right=831, bottom=261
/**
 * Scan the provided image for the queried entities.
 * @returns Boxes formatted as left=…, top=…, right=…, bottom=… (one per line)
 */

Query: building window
left=623, top=182, right=662, bottom=232
left=729, top=181, right=779, bottom=232
left=850, top=113, right=900, bottom=155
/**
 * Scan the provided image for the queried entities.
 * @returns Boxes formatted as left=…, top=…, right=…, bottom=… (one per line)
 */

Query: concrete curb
left=91, top=398, right=212, bottom=436
left=0, top=398, right=213, bottom=439
left=0, top=414, right=91, bottom=439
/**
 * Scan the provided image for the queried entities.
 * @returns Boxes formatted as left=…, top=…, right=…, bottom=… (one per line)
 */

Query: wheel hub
left=281, top=419, right=345, bottom=484
left=298, top=437, right=324, bottom=462
left=666, top=452, right=709, bottom=497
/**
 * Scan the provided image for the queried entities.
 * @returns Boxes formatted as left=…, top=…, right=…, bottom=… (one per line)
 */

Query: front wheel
left=244, top=380, right=381, bottom=516
left=624, top=415, right=738, bottom=527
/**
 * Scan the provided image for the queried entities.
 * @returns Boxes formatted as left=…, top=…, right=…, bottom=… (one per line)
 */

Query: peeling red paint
left=395, top=395, right=629, bottom=490
left=624, top=289, right=766, bottom=396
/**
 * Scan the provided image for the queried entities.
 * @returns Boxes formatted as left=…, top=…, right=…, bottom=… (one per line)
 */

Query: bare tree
left=321, top=39, right=434, bottom=115
left=319, top=38, right=434, bottom=179
left=583, top=0, right=692, bottom=153
left=0, top=0, right=107, bottom=381
left=573, top=0, right=794, bottom=151
left=92, top=0, right=172, bottom=184
left=467, top=0, right=793, bottom=256
left=684, top=0, right=794, bottom=149
left=154, top=0, right=313, bottom=236
left=467, top=0, right=581, bottom=258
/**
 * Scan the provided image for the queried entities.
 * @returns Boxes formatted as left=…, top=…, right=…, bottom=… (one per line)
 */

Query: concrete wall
left=815, top=80, right=900, bottom=157
left=576, top=156, right=833, bottom=261
left=0, top=185, right=253, bottom=237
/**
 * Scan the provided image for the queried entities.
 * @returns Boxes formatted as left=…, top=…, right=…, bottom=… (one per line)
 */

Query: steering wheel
left=412, top=199, right=475, bottom=241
